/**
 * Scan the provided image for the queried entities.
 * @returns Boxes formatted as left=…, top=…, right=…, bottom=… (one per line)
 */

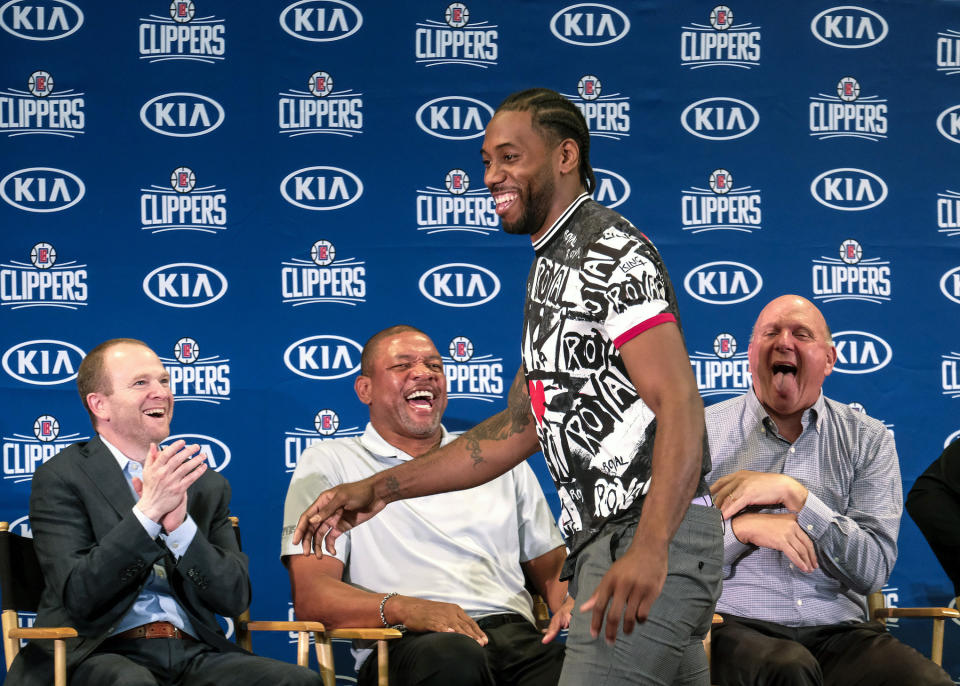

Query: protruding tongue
left=772, top=365, right=797, bottom=394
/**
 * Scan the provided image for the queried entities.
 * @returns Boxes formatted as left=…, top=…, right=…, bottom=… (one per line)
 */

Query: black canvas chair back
left=0, top=525, right=45, bottom=616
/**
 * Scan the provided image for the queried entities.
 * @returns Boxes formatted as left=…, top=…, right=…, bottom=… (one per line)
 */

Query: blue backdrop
left=3, top=1, right=960, bottom=682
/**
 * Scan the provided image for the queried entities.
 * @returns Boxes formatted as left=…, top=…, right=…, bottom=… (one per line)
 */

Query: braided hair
left=495, top=88, right=596, bottom=194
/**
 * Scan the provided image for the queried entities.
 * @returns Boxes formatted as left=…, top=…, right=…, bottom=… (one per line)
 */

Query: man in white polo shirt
left=280, top=325, right=570, bottom=686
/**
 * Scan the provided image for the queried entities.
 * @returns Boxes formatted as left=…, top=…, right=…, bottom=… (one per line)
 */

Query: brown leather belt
left=113, top=621, right=195, bottom=641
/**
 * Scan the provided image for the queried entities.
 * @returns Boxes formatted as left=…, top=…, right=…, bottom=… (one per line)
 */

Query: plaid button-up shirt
left=705, top=390, right=901, bottom=626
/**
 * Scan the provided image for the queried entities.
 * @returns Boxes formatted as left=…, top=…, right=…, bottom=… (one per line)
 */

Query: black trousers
left=711, top=614, right=953, bottom=686
left=357, top=613, right=565, bottom=686
left=69, top=636, right=322, bottom=686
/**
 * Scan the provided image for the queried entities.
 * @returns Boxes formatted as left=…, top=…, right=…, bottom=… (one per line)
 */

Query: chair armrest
left=873, top=607, right=960, bottom=619
left=8, top=627, right=78, bottom=640
left=243, top=620, right=327, bottom=633
left=326, top=628, right=404, bottom=640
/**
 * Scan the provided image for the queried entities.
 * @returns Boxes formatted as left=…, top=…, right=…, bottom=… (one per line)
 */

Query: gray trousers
left=558, top=504, right=723, bottom=686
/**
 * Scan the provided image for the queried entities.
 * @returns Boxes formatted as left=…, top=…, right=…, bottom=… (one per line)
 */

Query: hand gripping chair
left=228, top=517, right=402, bottom=686
left=0, top=521, right=78, bottom=686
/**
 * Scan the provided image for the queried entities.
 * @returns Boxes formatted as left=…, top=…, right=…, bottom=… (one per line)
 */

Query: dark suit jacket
left=6, top=436, right=250, bottom=686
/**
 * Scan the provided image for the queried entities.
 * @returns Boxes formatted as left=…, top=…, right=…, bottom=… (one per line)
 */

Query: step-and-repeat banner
left=4, top=0, right=960, bottom=681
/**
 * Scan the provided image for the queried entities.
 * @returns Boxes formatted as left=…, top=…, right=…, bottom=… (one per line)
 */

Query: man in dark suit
left=6, top=338, right=320, bottom=686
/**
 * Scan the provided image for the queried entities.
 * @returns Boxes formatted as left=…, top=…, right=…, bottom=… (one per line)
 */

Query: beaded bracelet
left=379, top=592, right=406, bottom=632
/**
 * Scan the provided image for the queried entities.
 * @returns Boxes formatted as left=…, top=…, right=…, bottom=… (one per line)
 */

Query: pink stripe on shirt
left=613, top=312, right=676, bottom=349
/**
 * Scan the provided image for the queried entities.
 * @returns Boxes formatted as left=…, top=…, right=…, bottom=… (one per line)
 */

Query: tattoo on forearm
left=461, top=370, right=534, bottom=467
left=385, top=476, right=399, bottom=495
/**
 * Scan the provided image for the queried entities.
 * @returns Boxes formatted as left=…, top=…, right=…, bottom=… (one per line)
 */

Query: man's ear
left=87, top=392, right=108, bottom=422
left=354, top=375, right=372, bottom=405
left=823, top=345, right=838, bottom=377
left=557, top=138, right=580, bottom=176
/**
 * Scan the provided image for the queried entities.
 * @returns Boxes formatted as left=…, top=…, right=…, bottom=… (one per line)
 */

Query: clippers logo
left=549, top=3, right=629, bottom=47
left=159, top=337, right=230, bottom=403
left=283, top=410, right=362, bottom=472
left=937, top=105, right=960, bottom=144
left=415, top=169, right=498, bottom=235
left=811, top=239, right=891, bottom=304
left=681, top=6, right=761, bottom=69
left=0, top=70, right=84, bottom=137
left=138, top=4, right=225, bottom=63
left=592, top=168, right=630, bottom=209
left=418, top=263, right=501, bottom=307
left=683, top=261, right=762, bottom=305
left=415, top=4, right=498, bottom=68
left=809, top=77, right=887, bottom=141
left=3, top=416, right=88, bottom=484
left=689, top=333, right=751, bottom=398
left=281, top=240, right=366, bottom=307
left=442, top=336, right=504, bottom=402
left=415, top=95, right=493, bottom=140
left=681, top=168, right=762, bottom=234
left=163, top=433, right=230, bottom=471
left=1, top=242, right=88, bottom=309
left=0, top=0, right=83, bottom=40
left=2, top=339, right=85, bottom=385
left=937, top=30, right=960, bottom=76
left=314, top=409, right=340, bottom=435
left=283, top=334, right=363, bottom=380
left=941, top=266, right=960, bottom=305
left=831, top=331, right=892, bottom=374
left=280, top=166, right=363, bottom=211
left=142, top=263, right=228, bottom=308
left=140, top=166, right=227, bottom=234
left=278, top=71, right=363, bottom=137
left=944, top=353, right=960, bottom=399
left=937, top=188, right=960, bottom=238
left=139, top=92, right=224, bottom=137
left=564, top=76, right=629, bottom=140
left=279, top=0, right=362, bottom=42
left=0, top=167, right=84, bottom=212
left=810, top=168, right=886, bottom=211
left=811, top=6, right=888, bottom=49
left=681, top=97, right=758, bottom=140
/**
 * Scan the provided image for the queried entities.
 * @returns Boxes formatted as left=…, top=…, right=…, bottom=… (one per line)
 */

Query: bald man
left=704, top=295, right=950, bottom=686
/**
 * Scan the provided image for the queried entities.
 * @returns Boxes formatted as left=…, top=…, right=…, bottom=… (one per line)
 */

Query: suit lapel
left=77, top=436, right=137, bottom=520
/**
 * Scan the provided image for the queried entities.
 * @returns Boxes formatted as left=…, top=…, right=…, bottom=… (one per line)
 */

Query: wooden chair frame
left=867, top=590, right=959, bottom=666
left=1, top=521, right=78, bottom=686
left=227, top=517, right=402, bottom=685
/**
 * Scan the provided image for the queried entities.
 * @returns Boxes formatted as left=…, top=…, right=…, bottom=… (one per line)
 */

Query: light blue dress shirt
left=100, top=436, right=198, bottom=637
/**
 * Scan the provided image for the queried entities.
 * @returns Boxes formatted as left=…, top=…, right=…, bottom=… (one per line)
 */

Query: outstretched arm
left=293, top=367, right=541, bottom=556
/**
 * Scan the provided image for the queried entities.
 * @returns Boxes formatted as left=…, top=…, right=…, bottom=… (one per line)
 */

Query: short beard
left=501, top=168, right=556, bottom=235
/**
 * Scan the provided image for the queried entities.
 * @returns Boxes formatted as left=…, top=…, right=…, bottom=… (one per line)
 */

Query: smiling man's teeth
left=494, top=192, right=517, bottom=213
left=407, top=390, right=434, bottom=401
left=144, top=409, right=165, bottom=417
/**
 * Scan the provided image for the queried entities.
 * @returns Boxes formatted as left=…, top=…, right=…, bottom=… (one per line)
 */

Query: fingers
left=293, top=492, right=336, bottom=551
left=455, top=615, right=487, bottom=645
left=541, top=615, right=561, bottom=643
left=785, top=524, right=818, bottom=572
left=131, top=476, right=143, bottom=498
left=583, top=583, right=610, bottom=641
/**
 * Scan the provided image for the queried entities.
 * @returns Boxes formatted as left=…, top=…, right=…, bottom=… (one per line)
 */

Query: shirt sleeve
left=580, top=228, right=676, bottom=348
left=512, top=460, right=566, bottom=562
left=161, top=514, right=197, bottom=559
left=280, top=444, right=351, bottom=564
left=795, top=422, right=901, bottom=594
